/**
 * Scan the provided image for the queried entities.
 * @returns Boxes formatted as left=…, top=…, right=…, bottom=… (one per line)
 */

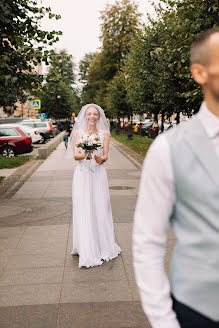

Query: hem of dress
left=71, top=247, right=121, bottom=269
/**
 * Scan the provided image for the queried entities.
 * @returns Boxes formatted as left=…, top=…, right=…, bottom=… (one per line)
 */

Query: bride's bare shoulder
left=102, top=130, right=110, bottom=138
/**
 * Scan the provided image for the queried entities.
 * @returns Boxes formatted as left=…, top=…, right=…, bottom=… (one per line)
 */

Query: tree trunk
left=176, top=111, right=180, bottom=124
left=161, top=111, right=165, bottom=132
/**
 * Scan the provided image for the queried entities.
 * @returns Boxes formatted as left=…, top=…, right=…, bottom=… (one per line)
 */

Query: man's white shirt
left=132, top=102, right=219, bottom=328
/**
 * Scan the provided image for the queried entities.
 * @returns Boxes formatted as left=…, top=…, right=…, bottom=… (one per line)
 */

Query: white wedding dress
left=71, top=130, right=121, bottom=268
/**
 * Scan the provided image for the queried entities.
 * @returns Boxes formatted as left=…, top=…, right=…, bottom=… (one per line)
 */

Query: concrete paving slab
left=135, top=302, right=152, bottom=328
left=6, top=252, right=66, bottom=269
left=0, top=199, right=71, bottom=227
left=0, top=226, right=26, bottom=251
left=0, top=283, right=61, bottom=307
left=64, top=256, right=126, bottom=283
left=124, top=263, right=136, bottom=281
left=0, top=304, right=58, bottom=328
left=0, top=168, right=17, bottom=178
left=57, top=302, right=140, bottom=328
left=13, top=225, right=69, bottom=255
left=0, top=205, right=26, bottom=218
left=111, top=195, right=137, bottom=223
left=129, top=280, right=141, bottom=301
left=0, top=267, right=64, bottom=286
left=115, top=223, right=133, bottom=251
left=106, top=144, right=137, bottom=170
left=61, top=280, right=133, bottom=303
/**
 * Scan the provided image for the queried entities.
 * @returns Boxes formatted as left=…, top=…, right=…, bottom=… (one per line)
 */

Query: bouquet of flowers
left=76, top=132, right=102, bottom=159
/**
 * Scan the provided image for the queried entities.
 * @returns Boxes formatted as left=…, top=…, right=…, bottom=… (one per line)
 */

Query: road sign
left=31, top=99, right=41, bottom=109
left=40, top=113, right=47, bottom=119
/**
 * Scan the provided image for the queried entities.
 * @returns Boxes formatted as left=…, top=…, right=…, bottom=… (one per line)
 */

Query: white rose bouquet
left=76, top=132, right=102, bottom=160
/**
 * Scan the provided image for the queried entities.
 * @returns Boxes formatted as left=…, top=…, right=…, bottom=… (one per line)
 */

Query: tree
left=0, top=0, right=62, bottom=109
left=125, top=0, right=219, bottom=121
left=81, top=0, right=141, bottom=111
left=100, top=0, right=142, bottom=73
left=39, top=49, right=80, bottom=118
left=46, top=50, right=76, bottom=87
left=79, top=52, right=96, bottom=86
left=40, top=81, right=79, bottom=119
left=105, top=71, right=132, bottom=119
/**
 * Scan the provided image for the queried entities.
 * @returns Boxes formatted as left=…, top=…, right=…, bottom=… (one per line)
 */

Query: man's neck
left=205, top=96, right=219, bottom=118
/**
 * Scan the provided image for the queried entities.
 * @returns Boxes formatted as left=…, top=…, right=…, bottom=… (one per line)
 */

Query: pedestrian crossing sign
left=32, top=99, right=41, bottom=109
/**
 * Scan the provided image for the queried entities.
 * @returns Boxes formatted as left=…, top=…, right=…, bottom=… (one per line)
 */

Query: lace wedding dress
left=71, top=130, right=121, bottom=268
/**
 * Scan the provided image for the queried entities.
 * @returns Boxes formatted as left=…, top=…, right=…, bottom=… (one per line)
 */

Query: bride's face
left=85, top=107, right=99, bottom=125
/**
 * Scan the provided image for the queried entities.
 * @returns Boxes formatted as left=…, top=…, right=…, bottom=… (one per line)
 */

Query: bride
left=68, top=103, right=121, bottom=268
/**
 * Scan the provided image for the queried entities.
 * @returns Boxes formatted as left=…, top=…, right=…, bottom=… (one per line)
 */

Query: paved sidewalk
left=0, top=140, right=176, bottom=328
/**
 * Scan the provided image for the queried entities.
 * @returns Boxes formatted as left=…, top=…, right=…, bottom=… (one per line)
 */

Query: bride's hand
left=94, top=155, right=106, bottom=164
left=84, top=150, right=92, bottom=160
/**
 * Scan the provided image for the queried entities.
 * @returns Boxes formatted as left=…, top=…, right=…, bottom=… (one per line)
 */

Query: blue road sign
left=40, top=113, right=47, bottom=119
left=32, top=100, right=41, bottom=109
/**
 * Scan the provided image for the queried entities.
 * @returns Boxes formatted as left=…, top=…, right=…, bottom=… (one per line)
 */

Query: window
left=35, top=123, right=47, bottom=128
left=0, top=128, right=20, bottom=137
left=22, top=123, right=35, bottom=128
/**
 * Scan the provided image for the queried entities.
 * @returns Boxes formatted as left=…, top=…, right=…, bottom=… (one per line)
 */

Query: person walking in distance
left=133, top=27, right=219, bottom=328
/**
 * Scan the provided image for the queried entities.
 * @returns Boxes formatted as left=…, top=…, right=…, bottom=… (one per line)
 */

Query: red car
left=0, top=126, right=33, bottom=157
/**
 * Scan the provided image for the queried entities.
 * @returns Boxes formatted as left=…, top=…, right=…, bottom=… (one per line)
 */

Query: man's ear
left=191, top=63, right=208, bottom=86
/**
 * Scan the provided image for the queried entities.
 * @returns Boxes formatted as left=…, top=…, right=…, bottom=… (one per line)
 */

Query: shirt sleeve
left=132, top=134, right=180, bottom=328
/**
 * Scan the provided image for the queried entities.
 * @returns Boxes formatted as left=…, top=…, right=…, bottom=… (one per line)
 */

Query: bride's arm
left=73, top=131, right=87, bottom=161
left=95, top=131, right=110, bottom=164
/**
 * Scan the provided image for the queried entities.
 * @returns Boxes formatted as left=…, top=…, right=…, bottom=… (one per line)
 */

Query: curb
left=38, top=131, right=65, bottom=159
left=111, top=138, right=144, bottom=169
left=0, top=159, right=43, bottom=199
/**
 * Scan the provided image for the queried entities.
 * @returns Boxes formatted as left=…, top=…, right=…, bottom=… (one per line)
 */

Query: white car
left=20, top=119, right=52, bottom=142
left=0, top=123, right=43, bottom=144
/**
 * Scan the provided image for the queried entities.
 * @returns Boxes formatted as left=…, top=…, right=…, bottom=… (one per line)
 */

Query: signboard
left=40, top=113, right=47, bottom=119
left=32, top=99, right=41, bottom=109
left=27, top=99, right=41, bottom=109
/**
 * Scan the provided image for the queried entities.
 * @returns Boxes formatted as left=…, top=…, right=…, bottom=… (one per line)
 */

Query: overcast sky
left=41, top=0, right=158, bottom=65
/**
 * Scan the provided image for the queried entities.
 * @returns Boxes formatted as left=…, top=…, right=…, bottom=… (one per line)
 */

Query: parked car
left=20, top=120, right=53, bottom=142
left=0, top=124, right=43, bottom=144
left=0, top=126, right=32, bottom=157
left=138, top=121, right=154, bottom=136
left=0, top=117, right=25, bottom=125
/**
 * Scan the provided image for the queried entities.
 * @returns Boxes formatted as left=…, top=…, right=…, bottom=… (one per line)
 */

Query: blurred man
left=133, top=27, right=219, bottom=328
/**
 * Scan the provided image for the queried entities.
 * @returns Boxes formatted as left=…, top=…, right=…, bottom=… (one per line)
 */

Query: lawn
left=111, top=130, right=154, bottom=158
left=0, top=155, right=30, bottom=169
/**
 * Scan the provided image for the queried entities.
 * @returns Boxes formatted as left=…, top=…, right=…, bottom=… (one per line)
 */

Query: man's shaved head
left=190, top=27, right=219, bottom=65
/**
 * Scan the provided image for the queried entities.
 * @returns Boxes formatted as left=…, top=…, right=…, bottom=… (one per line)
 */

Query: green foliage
left=79, top=52, right=96, bottom=85
left=0, top=155, right=30, bottom=169
left=40, top=81, right=80, bottom=119
left=46, top=50, right=76, bottom=87
left=0, top=176, right=5, bottom=184
left=0, top=0, right=62, bottom=109
left=112, top=131, right=153, bottom=157
left=105, top=71, right=132, bottom=118
left=81, top=0, right=141, bottom=114
left=125, top=0, right=219, bottom=118
left=39, top=49, right=80, bottom=118
left=100, top=0, right=142, bottom=70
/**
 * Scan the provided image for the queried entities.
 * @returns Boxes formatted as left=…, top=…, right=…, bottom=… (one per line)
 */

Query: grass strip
left=0, top=156, right=30, bottom=169
left=111, top=130, right=153, bottom=158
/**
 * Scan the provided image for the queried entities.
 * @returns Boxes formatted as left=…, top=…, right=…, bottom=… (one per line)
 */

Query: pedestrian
left=67, top=104, right=121, bottom=268
left=133, top=27, right=219, bottom=328
left=62, top=128, right=69, bottom=149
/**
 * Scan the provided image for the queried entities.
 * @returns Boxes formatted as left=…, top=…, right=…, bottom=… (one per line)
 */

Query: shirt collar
left=197, top=101, right=219, bottom=139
